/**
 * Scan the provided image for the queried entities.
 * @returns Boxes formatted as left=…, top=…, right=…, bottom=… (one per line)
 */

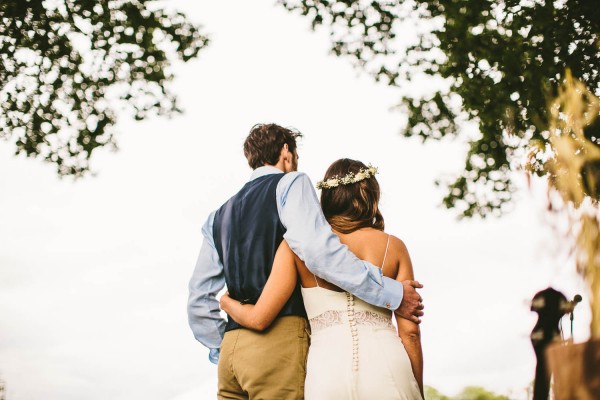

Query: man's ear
left=280, top=143, right=290, bottom=160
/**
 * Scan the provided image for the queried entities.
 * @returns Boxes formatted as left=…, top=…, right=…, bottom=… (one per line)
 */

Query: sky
left=0, top=1, right=593, bottom=400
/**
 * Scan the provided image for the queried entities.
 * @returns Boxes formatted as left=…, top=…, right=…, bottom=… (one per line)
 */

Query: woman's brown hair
left=320, top=158, right=384, bottom=234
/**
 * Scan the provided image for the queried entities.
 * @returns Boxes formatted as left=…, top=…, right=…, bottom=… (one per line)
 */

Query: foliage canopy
left=0, top=0, right=208, bottom=175
left=280, top=0, right=600, bottom=217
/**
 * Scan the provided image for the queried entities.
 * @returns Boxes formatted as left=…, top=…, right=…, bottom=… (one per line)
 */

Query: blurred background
left=1, top=1, right=597, bottom=399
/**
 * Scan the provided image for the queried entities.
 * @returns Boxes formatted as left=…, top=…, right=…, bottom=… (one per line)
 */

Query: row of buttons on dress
left=346, top=292, right=359, bottom=372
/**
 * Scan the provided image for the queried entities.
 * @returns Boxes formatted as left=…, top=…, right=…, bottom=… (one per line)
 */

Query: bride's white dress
left=302, top=275, right=423, bottom=399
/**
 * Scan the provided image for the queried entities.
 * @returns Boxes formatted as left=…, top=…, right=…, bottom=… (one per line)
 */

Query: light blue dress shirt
left=187, top=166, right=404, bottom=364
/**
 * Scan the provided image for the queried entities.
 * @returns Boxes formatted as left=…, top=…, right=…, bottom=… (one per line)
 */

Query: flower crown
left=316, top=165, right=378, bottom=190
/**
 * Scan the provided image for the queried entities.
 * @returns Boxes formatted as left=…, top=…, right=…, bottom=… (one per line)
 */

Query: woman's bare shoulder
left=387, top=234, right=413, bottom=265
left=387, top=234, right=409, bottom=252
left=387, top=234, right=414, bottom=280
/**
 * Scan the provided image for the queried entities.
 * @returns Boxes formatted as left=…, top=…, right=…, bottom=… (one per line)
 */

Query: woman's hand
left=220, top=291, right=232, bottom=312
left=216, top=241, right=299, bottom=331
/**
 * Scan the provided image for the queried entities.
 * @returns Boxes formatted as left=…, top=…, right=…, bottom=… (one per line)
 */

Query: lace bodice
left=308, top=309, right=395, bottom=332
left=301, top=287, right=395, bottom=333
left=301, top=287, right=396, bottom=372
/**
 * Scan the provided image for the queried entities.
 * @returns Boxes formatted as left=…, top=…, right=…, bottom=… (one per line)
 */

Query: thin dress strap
left=313, top=274, right=320, bottom=287
left=381, top=234, right=391, bottom=269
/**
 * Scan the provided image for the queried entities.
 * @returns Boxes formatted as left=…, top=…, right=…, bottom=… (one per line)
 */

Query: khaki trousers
left=218, top=316, right=310, bottom=400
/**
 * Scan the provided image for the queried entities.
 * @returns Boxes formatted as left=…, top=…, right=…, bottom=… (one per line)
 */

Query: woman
left=220, top=159, right=424, bottom=399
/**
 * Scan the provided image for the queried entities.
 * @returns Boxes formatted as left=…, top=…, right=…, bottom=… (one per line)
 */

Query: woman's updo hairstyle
left=319, top=158, right=384, bottom=234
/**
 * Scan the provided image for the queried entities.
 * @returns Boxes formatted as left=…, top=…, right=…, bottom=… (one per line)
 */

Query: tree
left=424, top=385, right=451, bottom=400
left=279, top=0, right=600, bottom=218
left=423, top=385, right=509, bottom=400
left=456, top=386, right=510, bottom=400
left=0, top=0, right=208, bottom=176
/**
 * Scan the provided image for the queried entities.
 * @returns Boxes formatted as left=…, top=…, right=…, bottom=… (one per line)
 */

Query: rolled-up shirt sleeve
left=277, top=172, right=404, bottom=310
left=187, top=211, right=227, bottom=364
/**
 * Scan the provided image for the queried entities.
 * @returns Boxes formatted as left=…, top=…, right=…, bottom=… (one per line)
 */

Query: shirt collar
left=250, top=165, right=284, bottom=181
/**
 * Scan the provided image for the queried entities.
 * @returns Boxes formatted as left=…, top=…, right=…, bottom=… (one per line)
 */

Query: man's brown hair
left=320, top=158, right=385, bottom=234
left=243, top=124, right=302, bottom=170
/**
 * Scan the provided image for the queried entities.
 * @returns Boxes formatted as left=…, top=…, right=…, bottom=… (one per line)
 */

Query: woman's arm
left=393, top=237, right=424, bottom=397
left=219, top=240, right=298, bottom=331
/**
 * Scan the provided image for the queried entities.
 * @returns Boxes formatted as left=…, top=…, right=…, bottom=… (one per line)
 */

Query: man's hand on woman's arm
left=395, top=280, right=424, bottom=324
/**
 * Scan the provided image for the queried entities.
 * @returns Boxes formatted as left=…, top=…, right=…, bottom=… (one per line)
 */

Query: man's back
left=212, top=171, right=310, bottom=400
left=212, top=173, right=306, bottom=331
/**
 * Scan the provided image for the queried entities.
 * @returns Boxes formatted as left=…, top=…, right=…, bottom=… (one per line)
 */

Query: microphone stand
left=570, top=309, right=575, bottom=339
left=569, top=295, right=582, bottom=340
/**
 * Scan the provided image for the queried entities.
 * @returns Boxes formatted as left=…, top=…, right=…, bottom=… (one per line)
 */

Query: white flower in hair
left=326, top=178, right=339, bottom=187
left=316, top=164, right=379, bottom=190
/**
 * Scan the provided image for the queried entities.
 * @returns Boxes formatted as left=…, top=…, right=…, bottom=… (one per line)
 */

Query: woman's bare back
left=295, top=228, right=405, bottom=290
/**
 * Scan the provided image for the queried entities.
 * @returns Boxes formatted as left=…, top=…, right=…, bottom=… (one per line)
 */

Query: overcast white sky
left=0, top=1, right=592, bottom=399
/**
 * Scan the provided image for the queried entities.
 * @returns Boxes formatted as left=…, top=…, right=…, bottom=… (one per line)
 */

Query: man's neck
left=264, top=162, right=286, bottom=173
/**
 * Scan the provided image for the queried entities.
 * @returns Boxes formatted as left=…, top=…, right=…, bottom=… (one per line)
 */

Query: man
left=188, top=123, right=424, bottom=399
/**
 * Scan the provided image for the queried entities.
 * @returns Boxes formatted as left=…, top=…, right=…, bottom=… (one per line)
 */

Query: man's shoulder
left=279, top=171, right=311, bottom=187
left=214, top=178, right=257, bottom=211
left=286, top=171, right=308, bottom=179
